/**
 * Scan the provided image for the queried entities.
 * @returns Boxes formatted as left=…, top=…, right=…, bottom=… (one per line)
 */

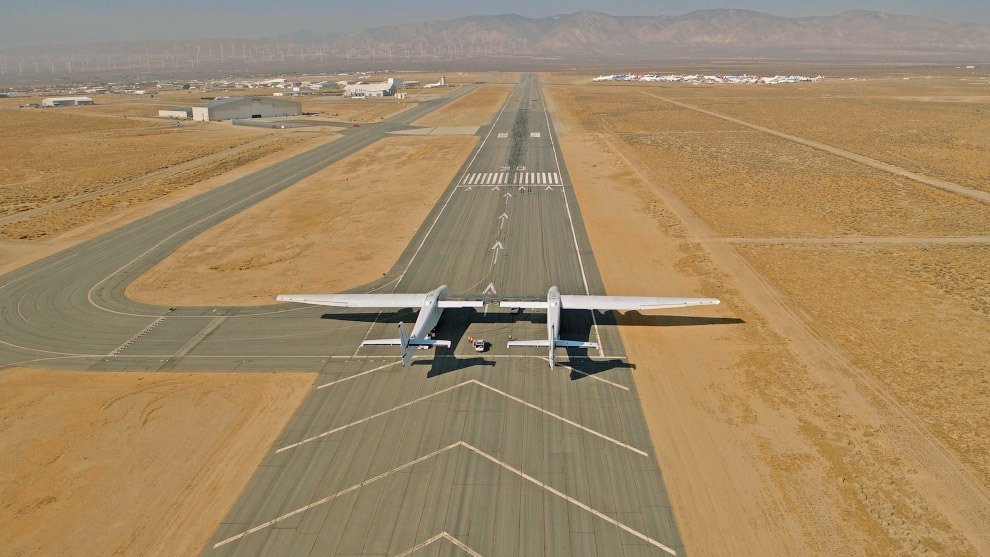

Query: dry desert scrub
left=647, top=78, right=990, bottom=193
left=0, top=108, right=269, bottom=218
left=1, top=134, right=307, bottom=241
left=126, top=135, right=478, bottom=306
left=740, top=243, right=990, bottom=479
left=556, top=87, right=990, bottom=238
left=412, top=85, right=510, bottom=127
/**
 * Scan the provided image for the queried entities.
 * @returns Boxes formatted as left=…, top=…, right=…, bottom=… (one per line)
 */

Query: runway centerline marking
left=276, top=378, right=647, bottom=456
left=215, top=442, right=672, bottom=553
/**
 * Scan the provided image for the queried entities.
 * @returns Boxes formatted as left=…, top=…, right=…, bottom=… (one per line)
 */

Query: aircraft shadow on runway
left=319, top=307, right=742, bottom=378
left=614, top=311, right=746, bottom=327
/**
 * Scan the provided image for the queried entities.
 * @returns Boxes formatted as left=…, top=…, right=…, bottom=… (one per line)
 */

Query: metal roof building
left=343, top=78, right=402, bottom=98
left=191, top=96, right=301, bottom=122
left=42, top=96, right=94, bottom=107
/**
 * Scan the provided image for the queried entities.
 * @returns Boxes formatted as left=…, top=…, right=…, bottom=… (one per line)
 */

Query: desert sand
left=412, top=85, right=511, bottom=127
left=547, top=75, right=989, bottom=555
left=0, top=368, right=315, bottom=556
left=0, top=129, right=338, bottom=276
left=126, top=135, right=478, bottom=306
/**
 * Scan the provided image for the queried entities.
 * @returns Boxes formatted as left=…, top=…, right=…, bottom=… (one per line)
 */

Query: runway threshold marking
left=394, top=532, right=483, bottom=557
left=276, top=379, right=648, bottom=456
left=215, top=442, right=674, bottom=554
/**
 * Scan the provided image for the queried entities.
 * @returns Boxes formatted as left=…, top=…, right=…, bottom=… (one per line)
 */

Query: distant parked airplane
left=276, top=285, right=481, bottom=367
left=423, top=75, right=446, bottom=88
left=500, top=286, right=720, bottom=368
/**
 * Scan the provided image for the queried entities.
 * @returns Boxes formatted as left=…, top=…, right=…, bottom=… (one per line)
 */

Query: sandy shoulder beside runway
left=0, top=369, right=315, bottom=556
left=549, top=77, right=988, bottom=555
left=126, top=135, right=478, bottom=306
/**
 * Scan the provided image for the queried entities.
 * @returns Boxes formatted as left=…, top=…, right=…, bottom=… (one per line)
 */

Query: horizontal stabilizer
left=438, top=300, right=485, bottom=308
left=361, top=338, right=451, bottom=348
left=361, top=338, right=402, bottom=346
left=554, top=339, right=598, bottom=349
left=499, top=301, right=550, bottom=309
left=409, top=339, right=452, bottom=348
left=507, top=339, right=551, bottom=347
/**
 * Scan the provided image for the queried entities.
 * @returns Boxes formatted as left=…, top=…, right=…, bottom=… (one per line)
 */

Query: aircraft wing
left=559, top=295, right=720, bottom=311
left=275, top=294, right=482, bottom=308
left=275, top=293, right=428, bottom=307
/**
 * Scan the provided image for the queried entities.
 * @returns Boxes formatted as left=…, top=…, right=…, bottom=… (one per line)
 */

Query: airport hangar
left=42, top=96, right=94, bottom=107
left=191, top=96, right=301, bottom=122
left=343, top=77, right=403, bottom=98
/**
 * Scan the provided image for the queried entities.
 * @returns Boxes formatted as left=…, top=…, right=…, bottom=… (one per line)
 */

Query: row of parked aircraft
left=593, top=73, right=824, bottom=84
left=277, top=285, right=719, bottom=368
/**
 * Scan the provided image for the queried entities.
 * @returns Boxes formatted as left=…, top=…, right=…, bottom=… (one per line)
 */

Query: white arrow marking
left=464, top=186, right=473, bottom=191
left=518, top=185, right=527, bottom=192
left=503, top=192, right=512, bottom=200
left=491, top=185, right=500, bottom=191
left=483, top=282, right=497, bottom=295
left=545, top=185, right=553, bottom=191
left=498, top=212, right=508, bottom=229
left=491, top=241, right=504, bottom=264
left=395, top=532, right=484, bottom=557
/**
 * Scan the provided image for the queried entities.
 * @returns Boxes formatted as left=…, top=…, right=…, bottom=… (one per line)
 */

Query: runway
left=0, top=75, right=686, bottom=555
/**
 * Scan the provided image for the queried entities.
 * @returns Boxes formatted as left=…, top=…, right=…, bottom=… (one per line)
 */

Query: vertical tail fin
left=398, top=322, right=414, bottom=367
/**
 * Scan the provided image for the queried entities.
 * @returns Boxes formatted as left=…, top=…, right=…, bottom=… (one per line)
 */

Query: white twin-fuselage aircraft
left=500, top=286, right=719, bottom=368
left=276, top=285, right=481, bottom=368
left=276, top=285, right=719, bottom=368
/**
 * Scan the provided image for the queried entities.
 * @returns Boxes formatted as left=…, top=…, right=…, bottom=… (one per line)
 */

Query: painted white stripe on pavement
left=467, top=443, right=677, bottom=555
left=316, top=360, right=403, bottom=390
left=218, top=442, right=674, bottom=554
left=278, top=379, right=646, bottom=456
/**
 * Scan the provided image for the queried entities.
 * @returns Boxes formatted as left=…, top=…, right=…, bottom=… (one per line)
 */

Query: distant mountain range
left=333, top=10, right=990, bottom=59
left=2, top=10, right=988, bottom=83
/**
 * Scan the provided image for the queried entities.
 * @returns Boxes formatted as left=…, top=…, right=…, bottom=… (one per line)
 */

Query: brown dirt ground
left=548, top=77, right=989, bottom=555
left=126, top=135, right=478, bottom=306
left=0, top=131, right=339, bottom=276
left=0, top=368, right=315, bottom=556
left=594, top=77, right=990, bottom=193
left=0, top=107, right=278, bottom=219
left=2, top=133, right=313, bottom=241
left=412, top=85, right=511, bottom=127
left=552, top=87, right=990, bottom=238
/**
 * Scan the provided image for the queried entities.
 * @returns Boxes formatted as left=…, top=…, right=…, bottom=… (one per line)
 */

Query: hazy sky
left=2, top=0, right=990, bottom=47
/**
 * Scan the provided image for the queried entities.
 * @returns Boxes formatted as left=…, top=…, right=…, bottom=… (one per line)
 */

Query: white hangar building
left=42, top=96, right=94, bottom=107
left=192, top=96, right=301, bottom=122
left=343, top=78, right=402, bottom=98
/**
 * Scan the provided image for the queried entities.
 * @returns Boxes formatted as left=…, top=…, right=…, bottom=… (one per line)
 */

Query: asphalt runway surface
left=0, top=75, right=687, bottom=555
